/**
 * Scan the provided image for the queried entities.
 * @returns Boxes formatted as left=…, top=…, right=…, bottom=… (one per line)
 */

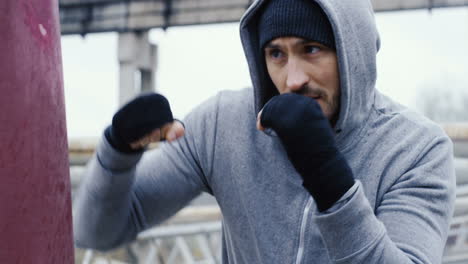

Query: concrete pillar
left=0, top=0, right=74, bottom=263
left=118, top=31, right=157, bottom=105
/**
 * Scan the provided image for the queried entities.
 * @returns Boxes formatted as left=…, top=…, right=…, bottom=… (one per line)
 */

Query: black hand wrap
left=260, top=93, right=354, bottom=212
left=105, top=93, right=174, bottom=153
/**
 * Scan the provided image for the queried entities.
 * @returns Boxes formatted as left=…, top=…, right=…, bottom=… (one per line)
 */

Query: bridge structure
left=59, top=0, right=468, bottom=35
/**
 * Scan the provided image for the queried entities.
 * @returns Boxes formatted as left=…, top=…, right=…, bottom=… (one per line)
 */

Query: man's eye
left=269, top=49, right=283, bottom=59
left=305, top=46, right=321, bottom=54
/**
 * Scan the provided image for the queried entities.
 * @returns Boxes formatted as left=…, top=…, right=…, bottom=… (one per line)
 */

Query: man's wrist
left=104, top=125, right=144, bottom=154
left=302, top=153, right=355, bottom=212
left=321, top=181, right=359, bottom=214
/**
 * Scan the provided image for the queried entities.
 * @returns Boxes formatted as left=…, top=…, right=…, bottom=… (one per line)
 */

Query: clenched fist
left=257, top=93, right=354, bottom=212
left=105, top=93, right=185, bottom=153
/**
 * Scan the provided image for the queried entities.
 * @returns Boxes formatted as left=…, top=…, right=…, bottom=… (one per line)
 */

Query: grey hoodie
left=73, top=0, right=456, bottom=263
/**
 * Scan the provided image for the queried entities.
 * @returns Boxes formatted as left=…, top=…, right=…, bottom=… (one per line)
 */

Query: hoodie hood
left=240, top=0, right=381, bottom=150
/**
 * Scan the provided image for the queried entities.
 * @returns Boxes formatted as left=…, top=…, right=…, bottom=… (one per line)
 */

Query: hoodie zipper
left=295, top=197, right=313, bottom=264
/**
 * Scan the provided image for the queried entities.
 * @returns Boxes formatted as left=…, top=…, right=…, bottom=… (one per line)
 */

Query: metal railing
left=78, top=221, right=222, bottom=264
left=443, top=215, right=468, bottom=264
left=76, top=215, right=468, bottom=264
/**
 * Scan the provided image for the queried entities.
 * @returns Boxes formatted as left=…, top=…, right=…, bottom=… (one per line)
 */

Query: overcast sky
left=61, top=7, right=468, bottom=138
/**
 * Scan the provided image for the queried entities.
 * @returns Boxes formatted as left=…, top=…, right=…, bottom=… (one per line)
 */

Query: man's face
left=264, top=37, right=341, bottom=123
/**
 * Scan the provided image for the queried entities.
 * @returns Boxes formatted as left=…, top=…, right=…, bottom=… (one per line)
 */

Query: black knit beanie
left=258, top=0, right=335, bottom=50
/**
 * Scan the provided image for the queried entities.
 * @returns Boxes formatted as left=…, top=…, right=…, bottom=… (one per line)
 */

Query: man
left=74, top=0, right=456, bottom=263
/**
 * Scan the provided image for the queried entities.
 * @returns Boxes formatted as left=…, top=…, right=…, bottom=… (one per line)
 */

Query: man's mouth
left=296, top=88, right=325, bottom=101
left=307, top=95, right=322, bottom=100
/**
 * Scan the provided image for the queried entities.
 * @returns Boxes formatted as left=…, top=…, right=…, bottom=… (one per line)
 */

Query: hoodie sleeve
left=73, top=95, right=219, bottom=251
left=313, top=134, right=456, bottom=264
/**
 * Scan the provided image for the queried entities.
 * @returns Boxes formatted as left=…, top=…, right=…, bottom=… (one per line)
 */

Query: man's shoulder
left=197, top=88, right=254, bottom=115
left=184, top=88, right=254, bottom=125
left=215, top=88, right=255, bottom=123
left=372, top=92, right=449, bottom=142
left=187, top=87, right=252, bottom=112
left=217, top=88, right=254, bottom=106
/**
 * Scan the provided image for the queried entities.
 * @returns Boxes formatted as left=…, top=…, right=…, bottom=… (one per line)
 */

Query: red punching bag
left=0, top=0, right=74, bottom=263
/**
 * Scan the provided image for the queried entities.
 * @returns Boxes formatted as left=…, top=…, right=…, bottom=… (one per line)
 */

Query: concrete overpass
left=59, top=0, right=468, bottom=35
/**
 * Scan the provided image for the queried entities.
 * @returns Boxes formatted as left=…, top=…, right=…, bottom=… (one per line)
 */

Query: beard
left=293, top=84, right=340, bottom=126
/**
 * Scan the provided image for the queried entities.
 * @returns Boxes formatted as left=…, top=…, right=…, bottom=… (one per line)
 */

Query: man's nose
left=285, top=60, right=309, bottom=92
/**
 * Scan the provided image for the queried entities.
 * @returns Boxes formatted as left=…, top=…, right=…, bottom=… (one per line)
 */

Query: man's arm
left=315, top=134, right=455, bottom=263
left=73, top=94, right=216, bottom=251
left=314, top=135, right=455, bottom=263
left=259, top=93, right=456, bottom=263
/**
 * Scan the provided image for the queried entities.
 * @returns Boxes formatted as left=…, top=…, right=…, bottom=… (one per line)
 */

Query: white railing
left=78, top=221, right=223, bottom=264
left=443, top=215, right=468, bottom=264
left=77, top=216, right=468, bottom=264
